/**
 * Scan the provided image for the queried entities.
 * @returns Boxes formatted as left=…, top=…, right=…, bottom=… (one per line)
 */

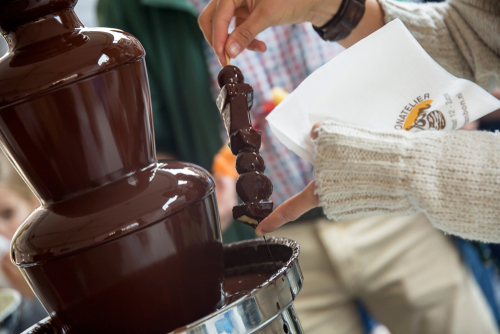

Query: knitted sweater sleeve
left=314, top=120, right=500, bottom=243
left=378, top=0, right=500, bottom=90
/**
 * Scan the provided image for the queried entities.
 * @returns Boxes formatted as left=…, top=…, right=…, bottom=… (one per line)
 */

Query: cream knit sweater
left=315, top=0, right=500, bottom=242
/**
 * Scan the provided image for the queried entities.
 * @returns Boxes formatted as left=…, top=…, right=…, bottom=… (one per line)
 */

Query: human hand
left=214, top=173, right=238, bottom=232
left=198, top=0, right=342, bottom=65
left=255, top=123, right=322, bottom=236
left=461, top=121, right=479, bottom=131
left=255, top=181, right=319, bottom=236
left=1, top=253, right=33, bottom=298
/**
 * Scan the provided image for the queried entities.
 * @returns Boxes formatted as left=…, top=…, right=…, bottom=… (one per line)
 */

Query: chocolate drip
left=217, top=65, right=273, bottom=228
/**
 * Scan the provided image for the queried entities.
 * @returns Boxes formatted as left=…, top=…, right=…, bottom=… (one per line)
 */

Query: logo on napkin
left=266, top=19, right=500, bottom=164
left=394, top=93, right=446, bottom=131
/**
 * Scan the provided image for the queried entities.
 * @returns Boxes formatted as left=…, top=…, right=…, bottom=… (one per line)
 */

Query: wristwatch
left=313, top=0, right=366, bottom=42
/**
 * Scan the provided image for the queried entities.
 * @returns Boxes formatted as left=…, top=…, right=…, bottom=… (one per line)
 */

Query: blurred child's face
left=0, top=187, right=35, bottom=240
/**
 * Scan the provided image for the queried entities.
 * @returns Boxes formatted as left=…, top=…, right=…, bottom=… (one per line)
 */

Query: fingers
left=224, top=9, right=269, bottom=59
left=310, top=122, right=321, bottom=140
left=199, top=0, right=269, bottom=64
left=461, top=120, right=479, bottom=131
left=198, top=0, right=218, bottom=48
left=212, top=0, right=246, bottom=65
left=255, top=182, right=319, bottom=236
left=247, top=39, right=267, bottom=52
left=235, top=9, right=267, bottom=53
left=234, top=6, right=250, bottom=22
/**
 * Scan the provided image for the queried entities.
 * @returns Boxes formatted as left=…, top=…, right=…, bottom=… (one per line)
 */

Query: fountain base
left=22, top=238, right=304, bottom=334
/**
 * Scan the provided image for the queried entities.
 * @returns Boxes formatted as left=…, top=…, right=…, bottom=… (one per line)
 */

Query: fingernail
left=228, top=42, right=242, bottom=58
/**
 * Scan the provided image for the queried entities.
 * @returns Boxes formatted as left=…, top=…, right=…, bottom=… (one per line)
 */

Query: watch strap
left=313, top=0, right=366, bottom=41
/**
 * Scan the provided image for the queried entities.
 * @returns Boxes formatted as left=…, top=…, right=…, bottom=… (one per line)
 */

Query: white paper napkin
left=266, top=19, right=500, bottom=164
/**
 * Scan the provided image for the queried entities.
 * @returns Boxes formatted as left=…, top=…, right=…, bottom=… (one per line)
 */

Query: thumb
left=225, top=10, right=269, bottom=58
left=255, top=182, right=319, bottom=236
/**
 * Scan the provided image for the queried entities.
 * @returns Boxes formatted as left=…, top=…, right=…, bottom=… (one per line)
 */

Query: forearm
left=376, top=0, right=499, bottom=88
left=337, top=0, right=385, bottom=49
left=407, top=130, right=500, bottom=242
left=315, top=121, right=500, bottom=243
left=336, top=0, right=500, bottom=89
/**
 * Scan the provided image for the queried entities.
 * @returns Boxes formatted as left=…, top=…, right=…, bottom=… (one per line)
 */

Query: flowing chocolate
left=216, top=65, right=273, bottom=228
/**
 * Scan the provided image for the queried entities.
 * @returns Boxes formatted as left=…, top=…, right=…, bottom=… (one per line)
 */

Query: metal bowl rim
left=169, top=237, right=301, bottom=334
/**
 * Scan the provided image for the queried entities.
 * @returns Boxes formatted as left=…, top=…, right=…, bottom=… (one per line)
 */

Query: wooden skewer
left=225, top=53, right=230, bottom=66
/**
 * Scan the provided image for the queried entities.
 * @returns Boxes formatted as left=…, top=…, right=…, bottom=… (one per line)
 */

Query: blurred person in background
left=0, top=153, right=47, bottom=332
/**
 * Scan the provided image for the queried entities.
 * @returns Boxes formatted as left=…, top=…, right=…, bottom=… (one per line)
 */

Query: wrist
left=306, top=0, right=343, bottom=27
left=337, top=0, right=384, bottom=48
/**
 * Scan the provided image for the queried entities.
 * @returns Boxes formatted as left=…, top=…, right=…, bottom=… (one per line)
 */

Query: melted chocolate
left=224, top=83, right=254, bottom=112
left=236, top=172, right=273, bottom=203
left=264, top=236, right=279, bottom=274
left=217, top=65, right=244, bottom=88
left=232, top=201, right=273, bottom=228
left=229, top=128, right=262, bottom=156
left=222, top=239, right=292, bottom=305
left=224, top=272, right=273, bottom=304
left=235, top=149, right=265, bottom=174
left=229, top=94, right=253, bottom=134
left=0, top=2, right=224, bottom=333
left=23, top=239, right=299, bottom=334
left=216, top=65, right=274, bottom=228
left=223, top=254, right=277, bottom=305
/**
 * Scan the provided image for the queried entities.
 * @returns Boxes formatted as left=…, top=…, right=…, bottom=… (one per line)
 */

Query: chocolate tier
left=217, top=65, right=273, bottom=228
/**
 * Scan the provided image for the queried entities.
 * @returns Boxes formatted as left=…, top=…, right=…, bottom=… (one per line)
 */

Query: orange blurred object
left=212, top=145, right=238, bottom=179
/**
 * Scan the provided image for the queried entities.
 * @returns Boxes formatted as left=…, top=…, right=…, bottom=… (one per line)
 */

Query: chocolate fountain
left=0, top=1, right=304, bottom=333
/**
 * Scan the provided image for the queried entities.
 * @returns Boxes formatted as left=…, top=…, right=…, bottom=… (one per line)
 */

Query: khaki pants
left=269, top=213, right=498, bottom=334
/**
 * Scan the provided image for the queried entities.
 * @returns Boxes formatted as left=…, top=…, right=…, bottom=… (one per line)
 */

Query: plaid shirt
left=190, top=0, right=344, bottom=205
